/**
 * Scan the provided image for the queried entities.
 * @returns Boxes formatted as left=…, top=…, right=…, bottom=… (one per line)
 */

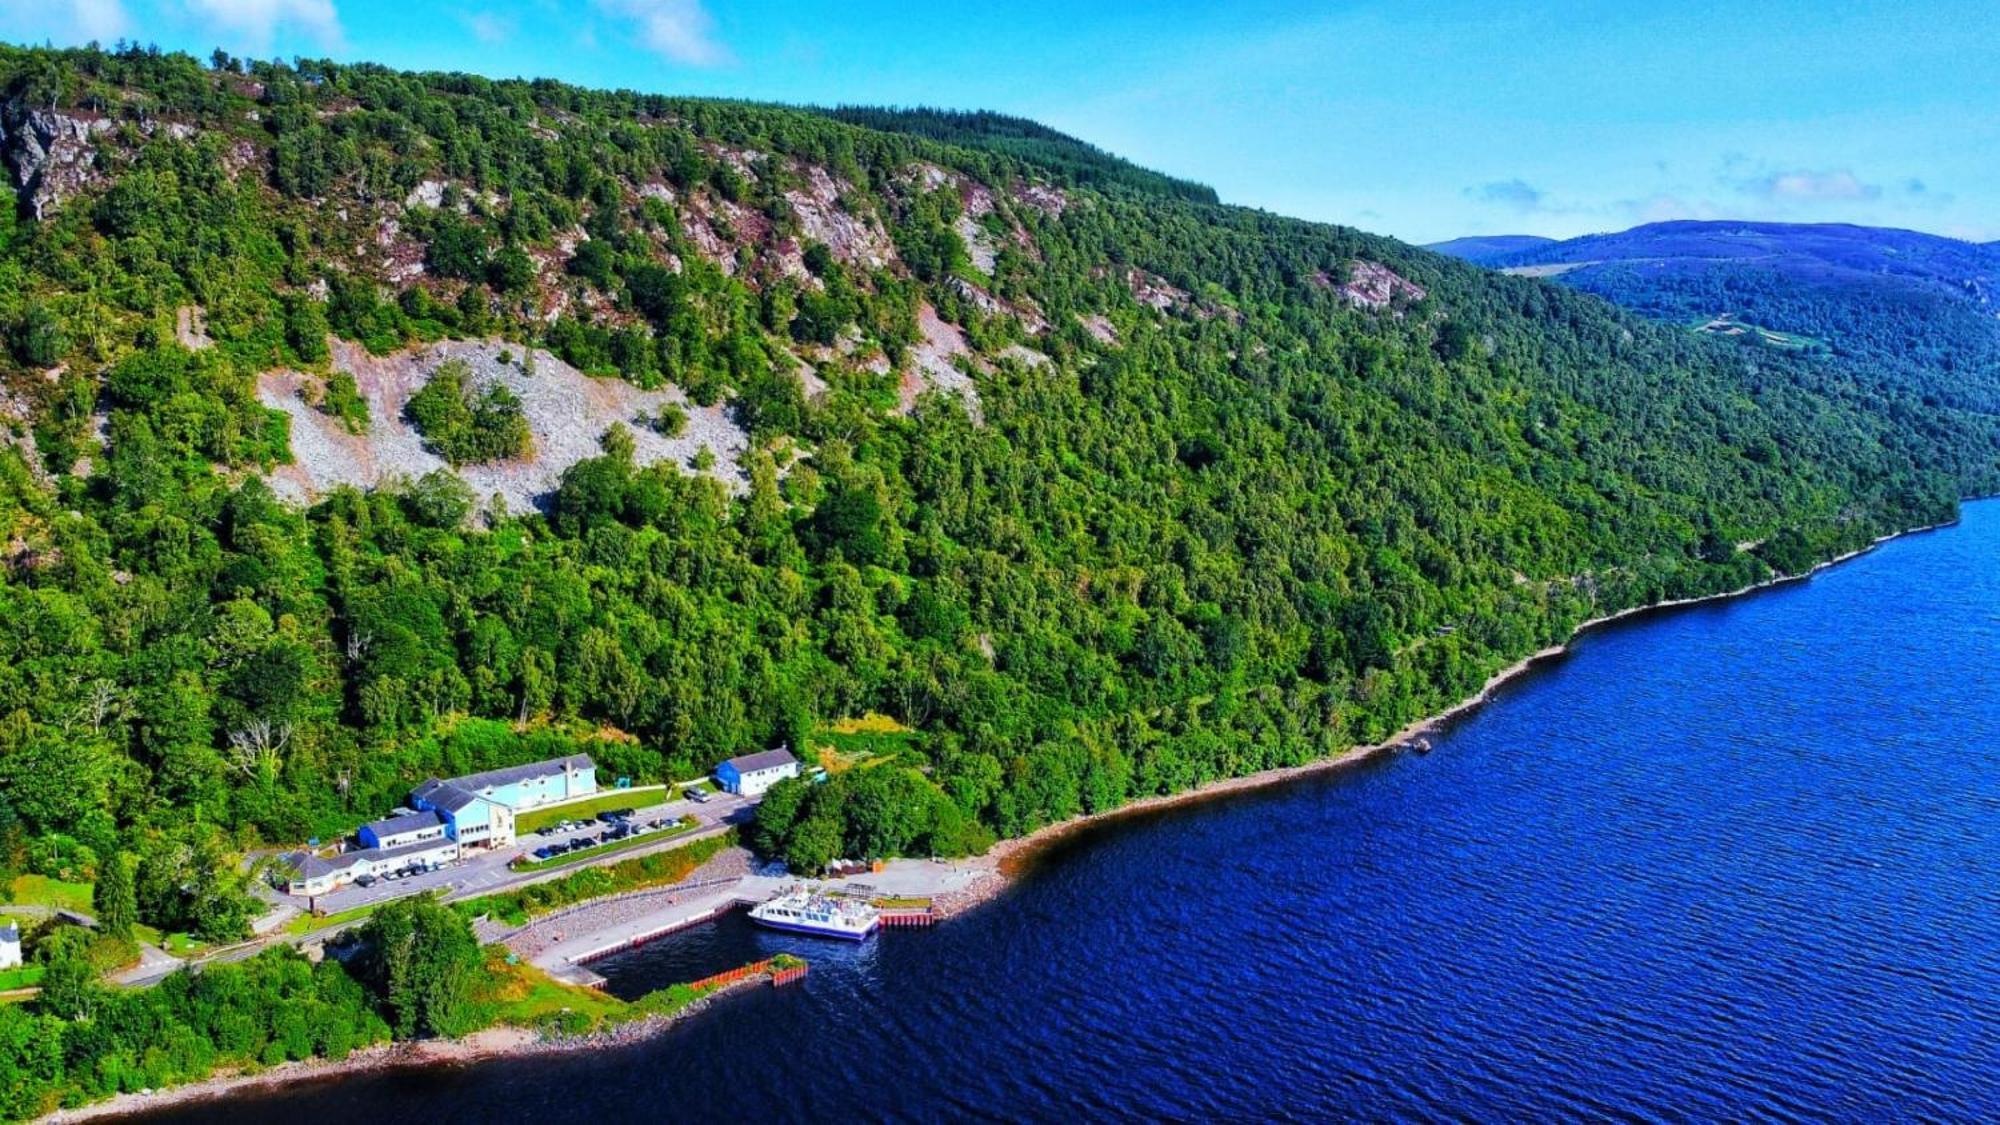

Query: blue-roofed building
left=0, top=923, right=19, bottom=970
left=716, top=747, right=800, bottom=797
left=408, top=754, right=596, bottom=850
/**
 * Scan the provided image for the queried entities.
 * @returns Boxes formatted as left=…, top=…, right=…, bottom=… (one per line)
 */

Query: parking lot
left=291, top=788, right=756, bottom=913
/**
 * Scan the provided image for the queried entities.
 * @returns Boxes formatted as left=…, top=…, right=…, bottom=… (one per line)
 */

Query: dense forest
left=0, top=42, right=1993, bottom=995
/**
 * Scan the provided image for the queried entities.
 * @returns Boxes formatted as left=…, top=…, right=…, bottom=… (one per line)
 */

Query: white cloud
left=1738, top=168, right=1882, bottom=203
left=0, top=0, right=130, bottom=43
left=592, top=0, right=728, bottom=66
left=72, top=0, right=129, bottom=39
left=460, top=9, right=512, bottom=44
left=184, top=0, right=343, bottom=50
left=1468, top=179, right=1547, bottom=212
left=1616, top=193, right=1728, bottom=224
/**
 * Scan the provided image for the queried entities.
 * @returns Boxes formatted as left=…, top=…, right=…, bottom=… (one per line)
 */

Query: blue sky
left=5, top=0, right=1997, bottom=243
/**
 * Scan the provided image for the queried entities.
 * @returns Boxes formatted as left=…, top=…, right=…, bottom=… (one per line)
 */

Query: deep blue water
left=148, top=503, right=2000, bottom=1121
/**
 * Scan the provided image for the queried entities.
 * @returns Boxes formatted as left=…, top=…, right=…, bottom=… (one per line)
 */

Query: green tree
left=403, top=470, right=475, bottom=529
left=96, top=850, right=138, bottom=940
left=33, top=933, right=101, bottom=1022
left=354, top=894, right=485, bottom=1039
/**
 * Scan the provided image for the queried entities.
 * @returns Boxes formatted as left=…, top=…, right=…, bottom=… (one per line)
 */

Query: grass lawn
left=7, top=875, right=94, bottom=914
left=285, top=903, right=380, bottom=937
left=515, top=787, right=669, bottom=835
left=871, top=896, right=933, bottom=909
left=0, top=966, right=44, bottom=991
left=483, top=950, right=807, bottom=1035
left=134, top=925, right=211, bottom=957
left=484, top=953, right=626, bottom=1028
left=512, top=819, right=697, bottom=871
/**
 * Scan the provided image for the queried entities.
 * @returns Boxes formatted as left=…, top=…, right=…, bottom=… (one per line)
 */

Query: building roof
left=420, top=754, right=595, bottom=798
left=723, top=747, right=799, bottom=774
left=362, top=809, right=445, bottom=840
left=0, top=923, right=18, bottom=944
left=411, top=779, right=483, bottom=812
left=287, top=836, right=460, bottom=886
left=288, top=850, right=368, bottom=880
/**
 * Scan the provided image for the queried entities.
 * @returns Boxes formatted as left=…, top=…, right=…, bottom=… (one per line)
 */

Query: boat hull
left=749, top=915, right=879, bottom=941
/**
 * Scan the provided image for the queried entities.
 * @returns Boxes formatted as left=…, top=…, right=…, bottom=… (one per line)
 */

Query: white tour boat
left=748, top=888, right=881, bottom=941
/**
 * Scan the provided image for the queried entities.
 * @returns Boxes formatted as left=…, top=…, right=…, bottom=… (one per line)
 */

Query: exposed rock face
left=1330, top=260, right=1427, bottom=310
left=784, top=165, right=896, bottom=271
left=3, top=106, right=110, bottom=220
left=259, top=338, right=750, bottom=511
left=899, top=302, right=984, bottom=421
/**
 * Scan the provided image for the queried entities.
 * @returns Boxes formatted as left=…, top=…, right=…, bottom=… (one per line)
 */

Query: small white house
left=716, top=747, right=801, bottom=797
left=0, top=923, right=21, bottom=970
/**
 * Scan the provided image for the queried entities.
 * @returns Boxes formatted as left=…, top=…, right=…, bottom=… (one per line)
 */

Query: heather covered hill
left=0, top=41, right=1991, bottom=946
left=1449, top=221, right=2000, bottom=418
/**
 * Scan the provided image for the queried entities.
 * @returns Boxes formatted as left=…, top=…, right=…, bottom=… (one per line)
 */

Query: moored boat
left=749, top=888, right=881, bottom=941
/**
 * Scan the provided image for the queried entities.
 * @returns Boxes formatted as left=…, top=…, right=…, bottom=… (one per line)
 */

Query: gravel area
left=261, top=337, right=750, bottom=512
left=500, top=846, right=755, bottom=961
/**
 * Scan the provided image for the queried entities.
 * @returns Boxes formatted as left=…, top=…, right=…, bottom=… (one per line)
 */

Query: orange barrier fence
left=686, top=958, right=776, bottom=992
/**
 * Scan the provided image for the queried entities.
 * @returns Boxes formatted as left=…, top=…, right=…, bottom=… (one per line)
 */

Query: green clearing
left=5, top=876, right=95, bottom=914
left=133, top=925, right=210, bottom=957
left=0, top=967, right=45, bottom=991
left=515, top=787, right=670, bottom=835
left=811, top=723, right=925, bottom=774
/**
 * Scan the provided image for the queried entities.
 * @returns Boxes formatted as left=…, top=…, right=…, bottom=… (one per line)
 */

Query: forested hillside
left=816, top=107, right=1220, bottom=204
left=1437, top=222, right=2000, bottom=424
left=1422, top=234, right=1555, bottom=265
left=0, top=43, right=1992, bottom=930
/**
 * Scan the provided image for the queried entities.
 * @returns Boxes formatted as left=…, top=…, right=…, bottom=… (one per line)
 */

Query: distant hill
left=1424, top=234, right=1557, bottom=265
left=1445, top=221, right=2000, bottom=416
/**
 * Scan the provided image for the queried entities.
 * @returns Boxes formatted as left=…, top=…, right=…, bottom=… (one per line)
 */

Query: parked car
left=355, top=874, right=377, bottom=888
